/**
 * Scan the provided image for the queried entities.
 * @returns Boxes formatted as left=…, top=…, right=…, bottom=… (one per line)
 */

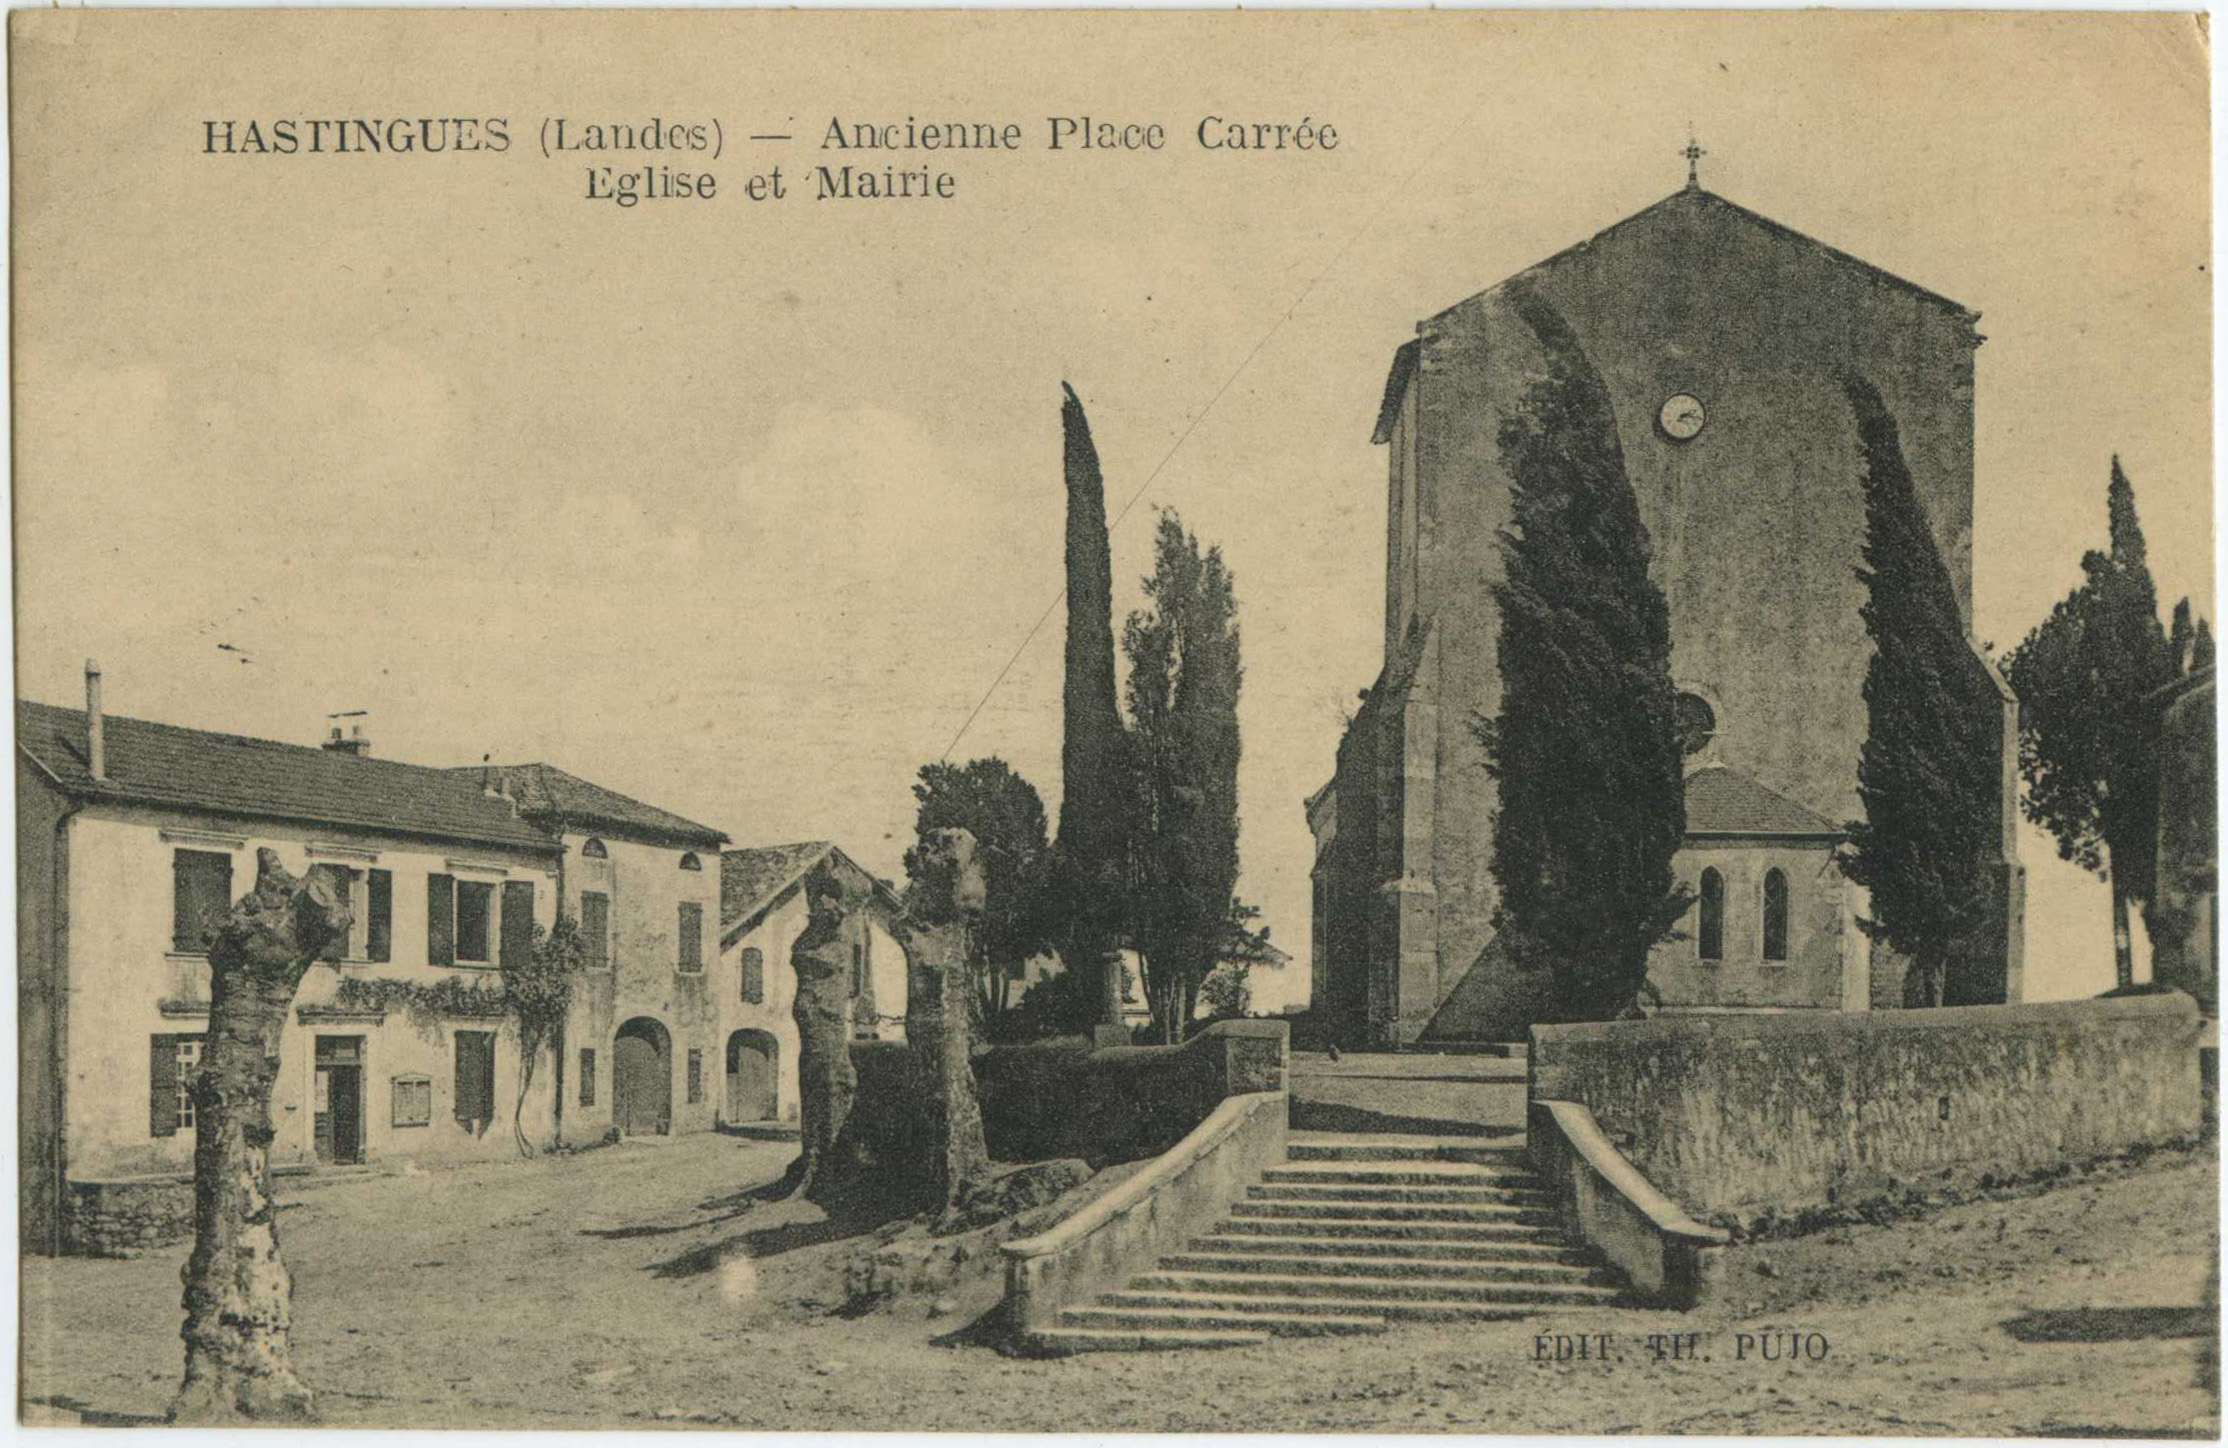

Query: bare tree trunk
left=786, top=867, right=857, bottom=1200
left=512, top=1046, right=539, bottom=1160
left=901, top=829, right=993, bottom=1224
left=170, top=850, right=350, bottom=1425
left=2111, top=876, right=2136, bottom=991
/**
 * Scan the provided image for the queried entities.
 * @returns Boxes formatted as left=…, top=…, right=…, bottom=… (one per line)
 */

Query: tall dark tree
left=907, top=757, right=1054, bottom=1029
left=1840, top=376, right=2003, bottom=1007
left=2003, top=458, right=2195, bottom=987
left=1475, top=291, right=1691, bottom=1023
left=1051, top=382, right=1132, bottom=1026
left=1123, top=510, right=1245, bottom=1042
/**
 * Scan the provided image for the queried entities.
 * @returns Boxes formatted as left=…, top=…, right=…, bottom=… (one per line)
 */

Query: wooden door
left=313, top=1036, right=364, bottom=1164
left=725, top=1032, right=776, bottom=1122
left=613, top=1022, right=669, bottom=1135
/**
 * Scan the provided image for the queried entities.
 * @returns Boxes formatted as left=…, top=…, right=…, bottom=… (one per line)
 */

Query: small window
left=678, top=902, right=703, bottom=972
left=1762, top=869, right=1790, bottom=964
left=1698, top=868, right=1725, bottom=962
left=149, top=1034, right=204, bottom=1137
left=366, top=869, right=393, bottom=963
left=1674, top=692, right=1717, bottom=758
left=852, top=942, right=865, bottom=995
left=175, top=1038, right=201, bottom=1129
left=392, top=1074, right=432, bottom=1128
left=581, top=892, right=610, bottom=970
left=679, top=852, right=702, bottom=872
left=740, top=947, right=764, bottom=1004
left=581, top=838, right=609, bottom=860
left=456, top=880, right=495, bottom=964
left=686, top=1048, right=704, bottom=1105
left=579, top=1048, right=596, bottom=1107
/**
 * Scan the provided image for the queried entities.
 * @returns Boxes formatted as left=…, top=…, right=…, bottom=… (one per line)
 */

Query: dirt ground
left=19, top=1123, right=2219, bottom=1434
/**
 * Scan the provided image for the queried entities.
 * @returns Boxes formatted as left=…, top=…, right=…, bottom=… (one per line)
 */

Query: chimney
left=321, top=715, right=371, bottom=757
left=85, top=659, right=105, bottom=780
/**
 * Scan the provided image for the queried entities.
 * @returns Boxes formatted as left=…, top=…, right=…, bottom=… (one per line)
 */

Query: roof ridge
left=20, top=698, right=475, bottom=779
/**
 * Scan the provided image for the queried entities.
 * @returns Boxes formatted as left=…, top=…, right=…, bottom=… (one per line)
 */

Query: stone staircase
left=1032, top=1134, right=1629, bottom=1353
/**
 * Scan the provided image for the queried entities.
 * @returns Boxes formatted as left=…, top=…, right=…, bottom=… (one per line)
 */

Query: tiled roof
left=1684, top=764, right=1844, bottom=840
left=720, top=840, right=902, bottom=936
left=720, top=841, right=834, bottom=930
left=17, top=700, right=555, bottom=852
left=450, top=762, right=726, bottom=847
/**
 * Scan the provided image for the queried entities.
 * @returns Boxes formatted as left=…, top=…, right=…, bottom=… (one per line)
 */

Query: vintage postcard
left=9, top=7, right=2217, bottom=1434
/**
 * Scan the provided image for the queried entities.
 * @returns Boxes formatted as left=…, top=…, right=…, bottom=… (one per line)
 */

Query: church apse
left=1309, top=179, right=2022, bottom=1048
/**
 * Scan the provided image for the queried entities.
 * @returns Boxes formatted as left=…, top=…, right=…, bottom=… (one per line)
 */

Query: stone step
left=1230, top=1199, right=1559, bottom=1226
left=1214, top=1215, right=1565, bottom=1244
left=1286, top=1138, right=1529, bottom=1165
left=1247, top=1182, right=1557, bottom=1207
left=1028, top=1325, right=1271, bottom=1355
left=1274, top=1158, right=1550, bottom=1176
left=1161, top=1251, right=1615, bottom=1285
left=1061, top=1302, right=1388, bottom=1338
left=1188, top=1232, right=1587, bottom=1263
left=1103, top=1289, right=1541, bottom=1325
left=1133, top=1270, right=1629, bottom=1308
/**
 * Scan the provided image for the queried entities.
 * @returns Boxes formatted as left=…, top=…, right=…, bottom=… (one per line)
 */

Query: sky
left=11, top=10, right=2212, bottom=1013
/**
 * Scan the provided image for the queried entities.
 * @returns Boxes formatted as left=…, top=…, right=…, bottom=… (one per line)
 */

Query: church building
left=1308, top=166, right=2025, bottom=1048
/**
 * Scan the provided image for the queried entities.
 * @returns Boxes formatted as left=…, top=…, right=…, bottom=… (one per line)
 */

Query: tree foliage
left=498, top=916, right=588, bottom=1157
left=2002, top=457, right=2205, bottom=987
left=1839, top=376, right=2003, bottom=1007
left=1476, top=291, right=1692, bottom=1023
left=906, top=757, right=1054, bottom=1030
left=1123, top=509, right=1246, bottom=1042
left=1050, top=381, right=1133, bottom=1025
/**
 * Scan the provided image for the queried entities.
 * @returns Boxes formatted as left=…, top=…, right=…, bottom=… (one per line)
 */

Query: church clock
left=1658, top=393, right=1707, bottom=441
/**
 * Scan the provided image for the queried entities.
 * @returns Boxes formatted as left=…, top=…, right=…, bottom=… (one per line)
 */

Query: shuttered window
left=456, top=881, right=495, bottom=964
left=427, top=872, right=456, bottom=966
left=678, top=902, right=703, bottom=973
left=318, top=868, right=359, bottom=962
left=579, top=1048, right=596, bottom=1107
left=392, top=1074, right=432, bottom=1128
left=172, top=850, right=232, bottom=954
left=150, top=1033, right=203, bottom=1137
left=366, top=869, right=393, bottom=962
left=740, top=947, right=764, bottom=1004
left=581, top=892, right=610, bottom=970
left=500, top=880, right=536, bottom=968
left=686, top=1048, right=703, bottom=1105
left=454, top=1030, right=496, bottom=1126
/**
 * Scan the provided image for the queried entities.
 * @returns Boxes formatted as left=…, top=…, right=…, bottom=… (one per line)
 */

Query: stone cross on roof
left=1682, top=132, right=1706, bottom=190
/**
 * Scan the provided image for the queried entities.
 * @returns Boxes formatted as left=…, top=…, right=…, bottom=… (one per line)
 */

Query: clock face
left=1659, top=393, right=1707, bottom=441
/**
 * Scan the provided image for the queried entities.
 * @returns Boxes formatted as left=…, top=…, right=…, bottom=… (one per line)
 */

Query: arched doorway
left=725, top=1030, right=778, bottom=1123
left=612, top=1017, right=672, bottom=1136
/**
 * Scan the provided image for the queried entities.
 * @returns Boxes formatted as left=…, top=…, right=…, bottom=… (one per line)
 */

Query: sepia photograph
left=8, top=8, right=2218, bottom=1434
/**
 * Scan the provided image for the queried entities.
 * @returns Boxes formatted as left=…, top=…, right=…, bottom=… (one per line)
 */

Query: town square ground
left=20, top=1056, right=2218, bottom=1435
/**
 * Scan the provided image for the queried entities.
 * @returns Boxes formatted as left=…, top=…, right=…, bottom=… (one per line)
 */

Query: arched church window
left=1762, top=869, right=1790, bottom=963
left=581, top=838, right=608, bottom=860
left=1674, top=693, right=1717, bottom=757
left=1698, top=868, right=1725, bottom=962
left=679, top=852, right=702, bottom=872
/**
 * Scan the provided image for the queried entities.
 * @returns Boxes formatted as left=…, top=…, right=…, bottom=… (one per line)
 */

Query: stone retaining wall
left=1530, top=994, right=2204, bottom=1220
left=64, top=1174, right=194, bottom=1256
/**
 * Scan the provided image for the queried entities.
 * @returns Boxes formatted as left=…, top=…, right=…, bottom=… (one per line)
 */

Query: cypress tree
left=1052, top=383, right=1131, bottom=1026
left=1840, top=376, right=2001, bottom=1007
left=1478, top=291, right=1691, bottom=1023
left=2003, top=458, right=2186, bottom=987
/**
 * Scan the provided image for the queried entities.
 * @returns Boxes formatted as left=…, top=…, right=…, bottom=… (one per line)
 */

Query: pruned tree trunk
left=901, top=829, right=993, bottom=1224
left=2111, top=875, right=2136, bottom=992
left=785, top=866, right=857, bottom=1200
left=170, top=849, right=351, bottom=1425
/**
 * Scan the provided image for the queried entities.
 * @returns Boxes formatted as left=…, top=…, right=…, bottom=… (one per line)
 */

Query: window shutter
left=501, top=880, right=536, bottom=968
left=173, top=851, right=233, bottom=953
left=579, top=1047, right=596, bottom=1106
left=367, top=870, right=393, bottom=962
left=150, top=1035, right=179, bottom=1137
left=678, top=902, right=702, bottom=971
left=427, top=873, right=455, bottom=967
left=741, top=947, right=763, bottom=1004
left=581, top=892, right=609, bottom=969
left=318, top=868, right=356, bottom=962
